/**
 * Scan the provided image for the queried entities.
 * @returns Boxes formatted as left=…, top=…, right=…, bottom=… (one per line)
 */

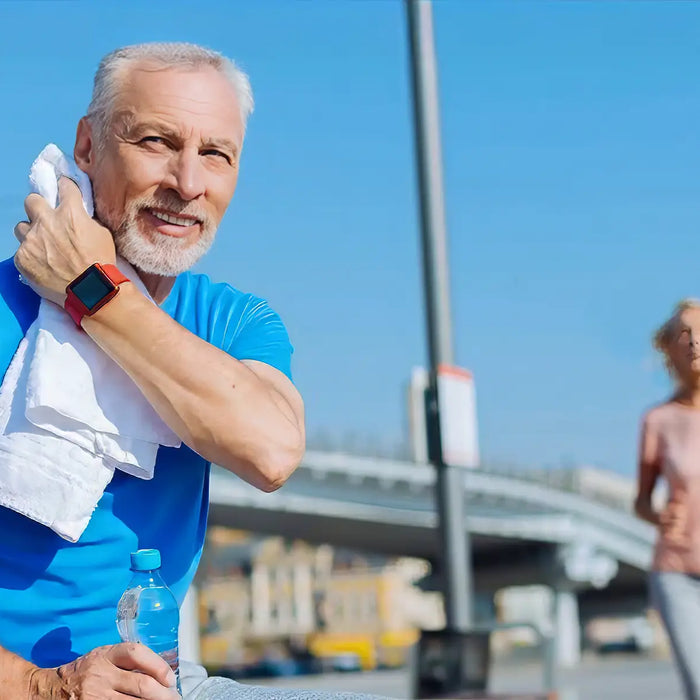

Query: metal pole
left=405, top=0, right=472, bottom=630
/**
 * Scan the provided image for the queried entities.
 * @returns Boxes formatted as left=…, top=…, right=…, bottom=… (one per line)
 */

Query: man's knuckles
left=109, top=641, right=158, bottom=669
left=58, top=175, right=83, bottom=202
left=15, top=239, right=43, bottom=269
left=13, top=221, right=29, bottom=242
left=23, top=193, right=48, bottom=219
left=118, top=641, right=144, bottom=658
left=56, top=197, right=85, bottom=229
left=13, top=249, right=31, bottom=276
left=133, top=672, right=174, bottom=698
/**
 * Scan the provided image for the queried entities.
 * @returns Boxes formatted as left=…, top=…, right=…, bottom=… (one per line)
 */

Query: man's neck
left=134, top=268, right=176, bottom=305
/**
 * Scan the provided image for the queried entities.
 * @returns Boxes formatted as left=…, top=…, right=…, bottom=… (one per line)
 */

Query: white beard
left=113, top=220, right=217, bottom=276
left=96, top=193, right=218, bottom=276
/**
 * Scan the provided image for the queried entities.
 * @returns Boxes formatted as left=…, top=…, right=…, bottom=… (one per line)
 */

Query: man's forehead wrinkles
left=118, top=79, right=240, bottom=120
left=111, top=74, right=243, bottom=149
left=117, top=115, right=240, bottom=153
left=149, top=90, right=227, bottom=109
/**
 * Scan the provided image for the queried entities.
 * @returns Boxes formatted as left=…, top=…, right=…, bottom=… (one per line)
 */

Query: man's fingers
left=57, top=175, right=83, bottom=207
left=24, top=192, right=50, bottom=222
left=13, top=221, right=30, bottom=243
left=114, top=668, right=180, bottom=700
left=14, top=250, right=27, bottom=277
left=107, top=643, right=176, bottom=688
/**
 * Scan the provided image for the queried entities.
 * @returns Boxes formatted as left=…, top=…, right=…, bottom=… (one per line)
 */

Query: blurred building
left=197, top=527, right=444, bottom=673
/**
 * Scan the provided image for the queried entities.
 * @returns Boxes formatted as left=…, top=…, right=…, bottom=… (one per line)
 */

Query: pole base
left=411, top=628, right=491, bottom=699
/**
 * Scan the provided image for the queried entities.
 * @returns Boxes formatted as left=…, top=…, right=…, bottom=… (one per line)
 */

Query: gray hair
left=86, top=42, right=254, bottom=145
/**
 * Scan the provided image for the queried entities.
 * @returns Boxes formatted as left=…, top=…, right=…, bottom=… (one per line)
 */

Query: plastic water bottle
left=116, top=548, right=182, bottom=696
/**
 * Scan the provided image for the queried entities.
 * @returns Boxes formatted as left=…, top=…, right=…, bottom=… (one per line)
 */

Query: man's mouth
left=146, top=208, right=202, bottom=227
left=144, top=208, right=202, bottom=238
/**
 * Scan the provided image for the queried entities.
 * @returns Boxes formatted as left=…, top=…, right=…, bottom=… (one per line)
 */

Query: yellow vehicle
left=308, top=628, right=419, bottom=671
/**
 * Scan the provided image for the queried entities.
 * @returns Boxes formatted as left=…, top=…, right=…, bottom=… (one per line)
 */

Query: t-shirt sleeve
left=227, top=295, right=294, bottom=381
left=0, top=258, right=41, bottom=383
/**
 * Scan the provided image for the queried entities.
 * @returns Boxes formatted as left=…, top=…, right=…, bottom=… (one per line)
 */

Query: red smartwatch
left=64, top=263, right=130, bottom=328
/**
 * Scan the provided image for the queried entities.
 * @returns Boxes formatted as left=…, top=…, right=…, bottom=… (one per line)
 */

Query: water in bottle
left=116, top=548, right=182, bottom=695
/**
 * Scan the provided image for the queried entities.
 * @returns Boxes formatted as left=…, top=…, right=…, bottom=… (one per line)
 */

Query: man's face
left=77, top=64, right=244, bottom=276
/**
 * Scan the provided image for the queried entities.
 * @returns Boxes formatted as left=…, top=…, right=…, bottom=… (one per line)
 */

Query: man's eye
left=202, top=149, right=231, bottom=164
left=140, top=136, right=166, bottom=145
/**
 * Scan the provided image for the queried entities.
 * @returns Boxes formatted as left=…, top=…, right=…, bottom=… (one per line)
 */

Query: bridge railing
left=477, top=464, right=636, bottom=513
left=304, top=441, right=637, bottom=513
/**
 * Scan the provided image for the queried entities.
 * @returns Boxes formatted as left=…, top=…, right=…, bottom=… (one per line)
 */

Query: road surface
left=244, top=653, right=682, bottom=699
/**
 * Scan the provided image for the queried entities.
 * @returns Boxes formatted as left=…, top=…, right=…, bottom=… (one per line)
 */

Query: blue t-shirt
left=0, top=258, right=293, bottom=667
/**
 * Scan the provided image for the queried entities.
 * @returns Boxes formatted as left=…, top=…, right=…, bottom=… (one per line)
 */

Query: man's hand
left=29, top=642, right=179, bottom=699
left=14, top=177, right=116, bottom=306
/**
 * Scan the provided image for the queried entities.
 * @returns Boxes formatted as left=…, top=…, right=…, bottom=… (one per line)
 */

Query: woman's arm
left=634, top=413, right=662, bottom=526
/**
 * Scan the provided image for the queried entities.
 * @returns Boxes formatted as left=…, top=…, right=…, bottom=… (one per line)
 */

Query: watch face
left=71, top=267, right=115, bottom=310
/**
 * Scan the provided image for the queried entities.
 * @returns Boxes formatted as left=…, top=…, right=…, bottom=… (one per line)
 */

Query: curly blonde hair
left=653, top=298, right=700, bottom=376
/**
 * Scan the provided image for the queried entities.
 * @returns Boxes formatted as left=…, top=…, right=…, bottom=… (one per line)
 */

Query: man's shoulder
left=0, top=256, right=26, bottom=296
left=175, top=270, right=249, bottom=302
left=170, top=270, right=264, bottom=322
left=169, top=270, right=285, bottom=347
left=0, top=257, right=40, bottom=331
left=0, top=257, right=40, bottom=380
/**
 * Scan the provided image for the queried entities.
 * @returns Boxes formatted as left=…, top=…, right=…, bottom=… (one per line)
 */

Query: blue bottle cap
left=130, top=549, right=161, bottom=571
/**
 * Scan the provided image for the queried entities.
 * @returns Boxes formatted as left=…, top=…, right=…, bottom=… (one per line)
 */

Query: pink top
left=646, top=402, right=700, bottom=573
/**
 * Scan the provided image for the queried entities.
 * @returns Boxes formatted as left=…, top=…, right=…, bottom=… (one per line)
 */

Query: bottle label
left=116, top=587, right=141, bottom=643
left=159, top=645, right=179, bottom=674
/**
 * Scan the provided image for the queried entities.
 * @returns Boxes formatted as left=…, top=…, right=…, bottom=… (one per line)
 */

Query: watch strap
left=64, top=262, right=130, bottom=328
left=65, top=296, right=87, bottom=328
left=100, top=264, right=130, bottom=287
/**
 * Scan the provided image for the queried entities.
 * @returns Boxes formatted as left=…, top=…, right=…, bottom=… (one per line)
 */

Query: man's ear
left=74, top=117, right=95, bottom=175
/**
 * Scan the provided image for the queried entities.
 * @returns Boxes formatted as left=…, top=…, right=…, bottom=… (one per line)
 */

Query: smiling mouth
left=147, top=208, right=202, bottom=227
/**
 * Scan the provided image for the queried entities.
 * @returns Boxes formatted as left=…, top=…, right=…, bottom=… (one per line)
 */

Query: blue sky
left=1, top=1, right=699, bottom=475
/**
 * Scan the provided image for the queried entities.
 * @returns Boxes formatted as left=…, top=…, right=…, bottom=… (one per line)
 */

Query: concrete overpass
left=206, top=451, right=656, bottom=667
left=209, top=450, right=653, bottom=585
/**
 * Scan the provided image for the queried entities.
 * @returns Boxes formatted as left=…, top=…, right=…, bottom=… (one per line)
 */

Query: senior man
left=0, top=43, right=384, bottom=700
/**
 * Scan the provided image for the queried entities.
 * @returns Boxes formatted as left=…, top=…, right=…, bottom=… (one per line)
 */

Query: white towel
left=0, top=144, right=181, bottom=542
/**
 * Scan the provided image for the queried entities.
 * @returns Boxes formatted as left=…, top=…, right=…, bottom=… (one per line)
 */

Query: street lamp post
left=405, top=0, right=473, bottom=632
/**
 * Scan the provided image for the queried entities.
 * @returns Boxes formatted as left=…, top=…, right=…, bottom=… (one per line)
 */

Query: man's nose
left=166, top=149, right=206, bottom=201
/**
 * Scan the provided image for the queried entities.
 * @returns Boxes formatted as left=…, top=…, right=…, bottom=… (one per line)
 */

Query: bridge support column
left=550, top=541, right=620, bottom=668
left=552, top=587, right=581, bottom=669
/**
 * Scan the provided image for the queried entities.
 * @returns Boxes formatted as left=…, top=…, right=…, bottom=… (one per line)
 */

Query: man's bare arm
left=0, top=642, right=178, bottom=699
left=0, top=645, right=35, bottom=699
left=82, top=283, right=305, bottom=491
left=14, top=178, right=304, bottom=492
